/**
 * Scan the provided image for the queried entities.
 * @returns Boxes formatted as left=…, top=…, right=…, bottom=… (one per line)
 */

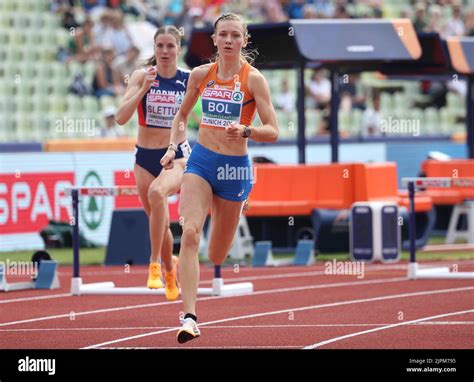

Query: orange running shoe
left=164, top=255, right=180, bottom=300
left=147, top=262, right=163, bottom=289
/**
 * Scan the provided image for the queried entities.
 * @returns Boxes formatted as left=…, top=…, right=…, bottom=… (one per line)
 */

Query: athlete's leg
left=134, top=163, right=154, bottom=216
left=207, top=195, right=243, bottom=265
left=178, top=173, right=212, bottom=316
left=147, top=158, right=185, bottom=268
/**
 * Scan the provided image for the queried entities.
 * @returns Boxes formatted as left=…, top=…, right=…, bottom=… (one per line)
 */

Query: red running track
left=0, top=261, right=473, bottom=349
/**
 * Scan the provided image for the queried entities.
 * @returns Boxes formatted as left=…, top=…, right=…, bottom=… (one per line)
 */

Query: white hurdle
left=402, top=177, right=474, bottom=280
left=67, top=187, right=253, bottom=297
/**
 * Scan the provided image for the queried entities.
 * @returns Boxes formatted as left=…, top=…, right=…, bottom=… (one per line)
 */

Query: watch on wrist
left=242, top=125, right=251, bottom=138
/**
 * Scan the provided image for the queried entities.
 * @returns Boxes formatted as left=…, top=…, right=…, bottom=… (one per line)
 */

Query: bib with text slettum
left=146, top=92, right=184, bottom=128
left=201, top=79, right=244, bottom=128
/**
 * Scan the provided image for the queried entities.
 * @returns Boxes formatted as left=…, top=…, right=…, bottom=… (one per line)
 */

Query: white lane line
left=100, top=346, right=302, bottom=349
left=303, top=309, right=474, bottom=349
left=0, top=266, right=403, bottom=305
left=200, top=265, right=408, bottom=284
left=72, top=263, right=409, bottom=278
left=83, top=285, right=474, bottom=349
left=2, top=259, right=471, bottom=305
left=0, top=293, right=70, bottom=304
left=0, top=277, right=405, bottom=327
left=71, top=259, right=474, bottom=277
left=1, top=321, right=472, bottom=333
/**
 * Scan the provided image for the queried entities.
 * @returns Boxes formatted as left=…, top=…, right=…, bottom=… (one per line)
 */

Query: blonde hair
left=211, top=13, right=258, bottom=65
left=144, top=25, right=182, bottom=67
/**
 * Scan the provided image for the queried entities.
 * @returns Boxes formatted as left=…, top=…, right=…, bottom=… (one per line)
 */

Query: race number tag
left=146, top=93, right=182, bottom=128
left=201, top=83, right=243, bottom=128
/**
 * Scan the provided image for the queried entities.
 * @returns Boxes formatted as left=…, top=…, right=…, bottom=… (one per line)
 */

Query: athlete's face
left=154, top=33, right=180, bottom=66
left=213, top=20, right=247, bottom=59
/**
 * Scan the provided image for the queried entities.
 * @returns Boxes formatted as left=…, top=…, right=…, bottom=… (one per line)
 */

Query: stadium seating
left=0, top=0, right=468, bottom=142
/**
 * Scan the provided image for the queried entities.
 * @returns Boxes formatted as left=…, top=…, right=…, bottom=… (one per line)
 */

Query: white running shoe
left=177, top=318, right=201, bottom=344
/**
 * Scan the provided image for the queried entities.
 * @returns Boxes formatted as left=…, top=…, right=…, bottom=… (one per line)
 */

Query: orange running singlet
left=198, top=62, right=257, bottom=130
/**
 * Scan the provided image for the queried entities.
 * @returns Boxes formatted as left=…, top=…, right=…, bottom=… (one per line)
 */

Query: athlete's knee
left=147, top=185, right=167, bottom=208
left=181, top=225, right=201, bottom=250
left=208, top=249, right=225, bottom=265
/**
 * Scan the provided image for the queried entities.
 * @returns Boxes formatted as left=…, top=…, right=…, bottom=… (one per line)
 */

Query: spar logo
left=0, top=172, right=74, bottom=234
left=80, top=171, right=105, bottom=230
left=202, top=88, right=233, bottom=101
left=232, top=92, right=243, bottom=102
left=147, top=94, right=176, bottom=103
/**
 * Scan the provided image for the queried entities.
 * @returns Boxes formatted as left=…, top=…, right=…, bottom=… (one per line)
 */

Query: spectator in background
left=283, top=0, right=306, bottom=19
left=334, top=4, right=349, bottom=19
left=51, top=0, right=79, bottom=32
left=263, top=0, right=288, bottom=22
left=370, top=0, right=383, bottom=19
left=413, top=3, right=427, bottom=32
left=447, top=77, right=467, bottom=97
left=83, top=0, right=107, bottom=16
left=114, top=46, right=141, bottom=85
left=68, top=18, right=100, bottom=62
left=426, top=5, right=443, bottom=35
left=312, top=0, right=335, bottom=18
left=308, top=68, right=331, bottom=136
left=444, top=4, right=465, bottom=37
left=108, top=11, right=133, bottom=57
left=308, top=68, right=331, bottom=110
left=174, top=5, right=205, bottom=44
left=417, top=80, right=447, bottom=109
left=92, top=47, right=125, bottom=97
left=275, top=78, right=296, bottom=113
left=302, top=4, right=318, bottom=19
left=93, top=9, right=114, bottom=48
left=123, top=0, right=165, bottom=27
left=51, top=0, right=75, bottom=12
left=162, top=0, right=185, bottom=25
left=400, top=7, right=413, bottom=20
left=99, top=106, right=124, bottom=137
left=361, top=91, right=384, bottom=138
left=339, top=73, right=367, bottom=112
left=465, top=8, right=474, bottom=36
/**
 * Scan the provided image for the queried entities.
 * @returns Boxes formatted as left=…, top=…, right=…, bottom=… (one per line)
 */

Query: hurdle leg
left=209, top=265, right=253, bottom=296
left=71, top=189, right=83, bottom=295
left=407, top=181, right=418, bottom=280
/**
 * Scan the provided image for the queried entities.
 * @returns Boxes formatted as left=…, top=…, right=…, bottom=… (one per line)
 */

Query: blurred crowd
left=49, top=0, right=472, bottom=138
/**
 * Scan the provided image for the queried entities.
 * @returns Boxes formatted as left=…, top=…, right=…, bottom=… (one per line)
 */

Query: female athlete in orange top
left=161, top=13, right=279, bottom=343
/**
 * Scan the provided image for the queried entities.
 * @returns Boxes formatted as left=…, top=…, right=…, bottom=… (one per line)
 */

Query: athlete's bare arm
left=226, top=68, right=279, bottom=143
left=160, top=64, right=211, bottom=169
left=116, top=67, right=157, bottom=125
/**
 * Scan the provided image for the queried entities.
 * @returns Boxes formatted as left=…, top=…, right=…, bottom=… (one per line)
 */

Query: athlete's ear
left=211, top=33, right=217, bottom=47
left=242, top=34, right=248, bottom=48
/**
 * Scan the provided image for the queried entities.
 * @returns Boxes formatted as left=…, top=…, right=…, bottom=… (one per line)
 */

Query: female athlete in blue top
left=116, top=26, right=191, bottom=300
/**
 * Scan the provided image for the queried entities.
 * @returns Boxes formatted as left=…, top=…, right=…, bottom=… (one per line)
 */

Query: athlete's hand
left=141, top=66, right=157, bottom=92
left=160, top=149, right=176, bottom=170
left=226, top=122, right=245, bottom=140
